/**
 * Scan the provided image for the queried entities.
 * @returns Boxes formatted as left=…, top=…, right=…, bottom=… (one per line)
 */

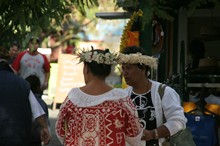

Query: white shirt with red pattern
left=55, top=88, right=143, bottom=146
left=12, top=51, right=50, bottom=87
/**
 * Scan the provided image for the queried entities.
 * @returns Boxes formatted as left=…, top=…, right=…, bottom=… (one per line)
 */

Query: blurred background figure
left=0, top=48, right=50, bottom=146
left=25, top=75, right=50, bottom=146
left=8, top=40, right=21, bottom=64
left=64, top=41, right=75, bottom=54
left=12, top=36, right=50, bottom=94
left=188, top=39, right=206, bottom=70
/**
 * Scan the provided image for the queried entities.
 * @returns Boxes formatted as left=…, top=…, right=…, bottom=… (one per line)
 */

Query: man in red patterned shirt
left=12, top=37, right=50, bottom=93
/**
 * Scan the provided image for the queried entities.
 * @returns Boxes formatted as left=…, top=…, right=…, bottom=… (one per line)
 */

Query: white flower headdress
left=117, top=53, right=158, bottom=70
left=77, top=47, right=118, bottom=65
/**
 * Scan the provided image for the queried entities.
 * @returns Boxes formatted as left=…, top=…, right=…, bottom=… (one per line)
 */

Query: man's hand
left=41, top=82, right=48, bottom=91
left=141, top=129, right=155, bottom=141
left=40, top=127, right=51, bottom=145
left=36, top=115, right=51, bottom=145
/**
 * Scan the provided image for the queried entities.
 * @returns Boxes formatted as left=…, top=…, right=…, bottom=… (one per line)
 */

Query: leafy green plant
left=0, top=0, right=219, bottom=48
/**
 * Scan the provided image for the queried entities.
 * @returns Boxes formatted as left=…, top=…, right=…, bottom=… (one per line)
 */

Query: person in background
left=0, top=49, right=50, bottom=146
left=188, top=39, right=206, bottom=71
left=64, top=41, right=75, bottom=54
left=118, top=46, right=187, bottom=146
left=12, top=36, right=50, bottom=93
left=25, top=75, right=50, bottom=146
left=8, top=40, right=21, bottom=64
left=55, top=48, right=143, bottom=146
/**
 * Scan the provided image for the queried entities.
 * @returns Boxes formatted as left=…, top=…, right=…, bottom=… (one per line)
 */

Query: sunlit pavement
left=47, top=108, right=61, bottom=146
left=43, top=94, right=62, bottom=146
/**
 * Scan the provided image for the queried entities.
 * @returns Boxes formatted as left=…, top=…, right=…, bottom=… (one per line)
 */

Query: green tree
left=1, top=0, right=219, bottom=48
left=0, top=0, right=98, bottom=48
left=115, top=0, right=220, bottom=29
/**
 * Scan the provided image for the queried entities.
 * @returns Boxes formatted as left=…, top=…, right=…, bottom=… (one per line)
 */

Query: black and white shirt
left=131, top=91, right=159, bottom=146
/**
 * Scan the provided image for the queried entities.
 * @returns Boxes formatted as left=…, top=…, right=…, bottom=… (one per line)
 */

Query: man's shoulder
left=3, top=71, right=30, bottom=87
left=37, top=51, right=47, bottom=57
left=150, top=79, right=161, bottom=85
left=16, top=50, right=29, bottom=59
left=19, top=50, right=28, bottom=55
left=37, top=52, right=50, bottom=62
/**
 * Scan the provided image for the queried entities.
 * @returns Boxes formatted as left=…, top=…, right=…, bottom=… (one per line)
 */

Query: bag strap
left=158, top=83, right=167, bottom=100
left=158, top=84, right=167, bottom=123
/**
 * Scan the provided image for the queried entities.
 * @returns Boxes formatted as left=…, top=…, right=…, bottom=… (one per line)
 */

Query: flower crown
left=77, top=48, right=118, bottom=65
left=117, top=53, right=158, bottom=70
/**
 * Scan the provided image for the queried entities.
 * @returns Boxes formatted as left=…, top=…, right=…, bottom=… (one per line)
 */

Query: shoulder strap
left=158, top=84, right=167, bottom=100
left=158, top=84, right=167, bottom=123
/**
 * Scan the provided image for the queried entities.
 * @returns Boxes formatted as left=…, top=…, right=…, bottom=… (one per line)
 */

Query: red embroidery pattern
left=56, top=97, right=141, bottom=146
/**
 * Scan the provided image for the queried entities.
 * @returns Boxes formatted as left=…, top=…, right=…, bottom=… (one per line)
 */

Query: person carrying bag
left=158, top=84, right=196, bottom=146
left=119, top=46, right=190, bottom=146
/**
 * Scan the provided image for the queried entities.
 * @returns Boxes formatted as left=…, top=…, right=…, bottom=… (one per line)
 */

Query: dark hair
left=0, top=47, right=10, bottom=59
left=25, top=75, right=41, bottom=94
left=84, top=49, right=111, bottom=78
left=11, top=40, right=21, bottom=49
left=29, top=37, right=40, bottom=44
left=120, top=46, right=147, bottom=55
left=121, top=46, right=150, bottom=71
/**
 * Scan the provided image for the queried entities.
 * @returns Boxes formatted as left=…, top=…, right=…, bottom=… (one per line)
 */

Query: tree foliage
left=1, top=0, right=219, bottom=48
left=0, top=0, right=99, bottom=48
left=115, top=0, right=220, bottom=28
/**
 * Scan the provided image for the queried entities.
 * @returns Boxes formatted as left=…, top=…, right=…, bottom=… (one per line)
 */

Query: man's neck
left=28, top=50, right=38, bottom=55
left=132, top=79, right=151, bottom=94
